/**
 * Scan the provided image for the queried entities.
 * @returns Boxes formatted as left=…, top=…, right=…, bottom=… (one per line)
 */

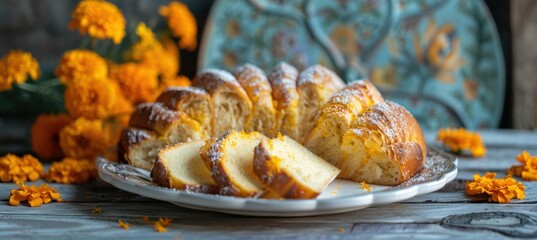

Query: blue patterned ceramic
left=199, top=0, right=505, bottom=130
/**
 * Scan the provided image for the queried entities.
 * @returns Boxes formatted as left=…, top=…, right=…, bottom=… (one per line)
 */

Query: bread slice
left=151, top=140, right=219, bottom=193
left=156, top=87, right=213, bottom=136
left=233, top=64, right=276, bottom=137
left=253, top=135, right=340, bottom=199
left=118, top=128, right=166, bottom=170
left=340, top=101, right=427, bottom=185
left=267, top=62, right=300, bottom=140
left=200, top=131, right=267, bottom=197
left=192, top=69, right=252, bottom=137
left=128, top=103, right=206, bottom=144
left=304, top=80, right=384, bottom=167
left=296, top=65, right=345, bottom=142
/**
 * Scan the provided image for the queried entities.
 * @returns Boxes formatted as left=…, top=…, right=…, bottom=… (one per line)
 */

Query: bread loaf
left=120, top=62, right=427, bottom=191
left=304, top=80, right=384, bottom=167
left=200, top=131, right=267, bottom=197
left=296, top=65, right=345, bottom=142
left=253, top=135, right=340, bottom=199
left=233, top=64, right=276, bottom=137
left=151, top=140, right=219, bottom=193
left=192, top=69, right=252, bottom=137
left=339, top=101, right=426, bottom=185
left=156, top=87, right=212, bottom=136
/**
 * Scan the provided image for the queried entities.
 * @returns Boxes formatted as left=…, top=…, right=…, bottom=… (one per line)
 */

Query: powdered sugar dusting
left=298, top=65, right=345, bottom=91
left=396, top=147, right=457, bottom=188
left=233, top=63, right=272, bottom=97
left=192, top=69, right=242, bottom=95
left=268, top=62, right=299, bottom=106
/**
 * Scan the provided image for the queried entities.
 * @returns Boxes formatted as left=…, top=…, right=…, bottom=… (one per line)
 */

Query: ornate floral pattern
left=199, top=0, right=504, bottom=129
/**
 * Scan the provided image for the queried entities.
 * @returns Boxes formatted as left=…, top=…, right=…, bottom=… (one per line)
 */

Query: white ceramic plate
left=97, top=146, right=457, bottom=217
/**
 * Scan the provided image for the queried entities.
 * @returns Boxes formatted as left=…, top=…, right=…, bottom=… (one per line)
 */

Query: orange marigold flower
left=507, top=151, right=537, bottom=181
left=118, top=219, right=130, bottom=230
left=109, top=80, right=133, bottom=127
left=109, top=63, right=159, bottom=103
left=437, top=128, right=486, bottom=157
left=64, top=77, right=116, bottom=119
left=154, top=217, right=173, bottom=232
left=9, top=183, right=62, bottom=207
left=360, top=181, right=371, bottom=192
left=128, top=23, right=179, bottom=80
left=31, top=114, right=71, bottom=160
left=159, top=1, right=198, bottom=50
left=69, top=0, right=126, bottom=44
left=0, top=154, right=44, bottom=184
left=158, top=75, right=191, bottom=94
left=0, top=50, right=40, bottom=91
left=45, top=158, right=97, bottom=184
left=466, top=172, right=525, bottom=203
left=55, top=49, right=108, bottom=84
left=59, top=118, right=109, bottom=159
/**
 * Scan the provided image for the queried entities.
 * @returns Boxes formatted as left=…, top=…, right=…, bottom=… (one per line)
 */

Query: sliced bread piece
left=192, top=69, right=253, bottom=137
left=296, top=65, right=345, bottom=142
left=118, top=128, right=166, bottom=170
left=253, top=135, right=340, bottom=199
left=233, top=64, right=276, bottom=137
left=151, top=140, right=219, bottom=193
left=156, top=86, right=213, bottom=136
left=200, top=131, right=267, bottom=197
left=267, top=62, right=300, bottom=140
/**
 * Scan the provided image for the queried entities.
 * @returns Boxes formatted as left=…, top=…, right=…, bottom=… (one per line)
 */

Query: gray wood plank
left=0, top=202, right=534, bottom=239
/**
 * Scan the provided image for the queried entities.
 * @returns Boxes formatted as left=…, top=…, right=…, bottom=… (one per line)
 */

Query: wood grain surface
left=0, top=130, right=536, bottom=239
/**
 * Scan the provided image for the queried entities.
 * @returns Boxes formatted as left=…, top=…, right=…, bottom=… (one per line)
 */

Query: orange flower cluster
left=507, top=151, right=537, bottom=181
left=466, top=172, right=525, bottom=203
left=0, top=50, right=40, bottom=91
left=24, top=0, right=197, bottom=180
left=128, top=23, right=179, bottom=81
left=59, top=118, right=109, bottom=159
left=69, top=0, right=126, bottom=44
left=437, top=128, right=486, bottom=157
left=31, top=114, right=71, bottom=160
left=160, top=1, right=198, bottom=50
left=109, top=63, right=159, bottom=103
left=55, top=49, right=108, bottom=84
left=9, top=184, right=62, bottom=207
left=45, top=158, right=97, bottom=184
left=0, top=154, right=44, bottom=183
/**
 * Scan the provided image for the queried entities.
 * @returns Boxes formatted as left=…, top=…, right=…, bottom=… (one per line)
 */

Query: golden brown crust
left=151, top=157, right=170, bottom=188
left=128, top=103, right=182, bottom=135
left=253, top=140, right=320, bottom=199
left=155, top=86, right=213, bottom=135
left=118, top=128, right=157, bottom=164
left=192, top=69, right=253, bottom=137
left=151, top=143, right=220, bottom=194
left=267, top=62, right=300, bottom=140
left=341, top=101, right=426, bottom=185
left=233, top=64, right=276, bottom=136
left=296, top=65, right=345, bottom=142
left=303, top=80, right=384, bottom=167
left=199, top=130, right=266, bottom=197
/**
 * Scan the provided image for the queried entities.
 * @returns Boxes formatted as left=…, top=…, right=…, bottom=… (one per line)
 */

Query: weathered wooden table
left=1, top=130, right=536, bottom=239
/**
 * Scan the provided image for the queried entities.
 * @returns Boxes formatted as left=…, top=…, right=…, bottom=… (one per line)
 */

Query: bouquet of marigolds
left=0, top=0, right=197, bottom=190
